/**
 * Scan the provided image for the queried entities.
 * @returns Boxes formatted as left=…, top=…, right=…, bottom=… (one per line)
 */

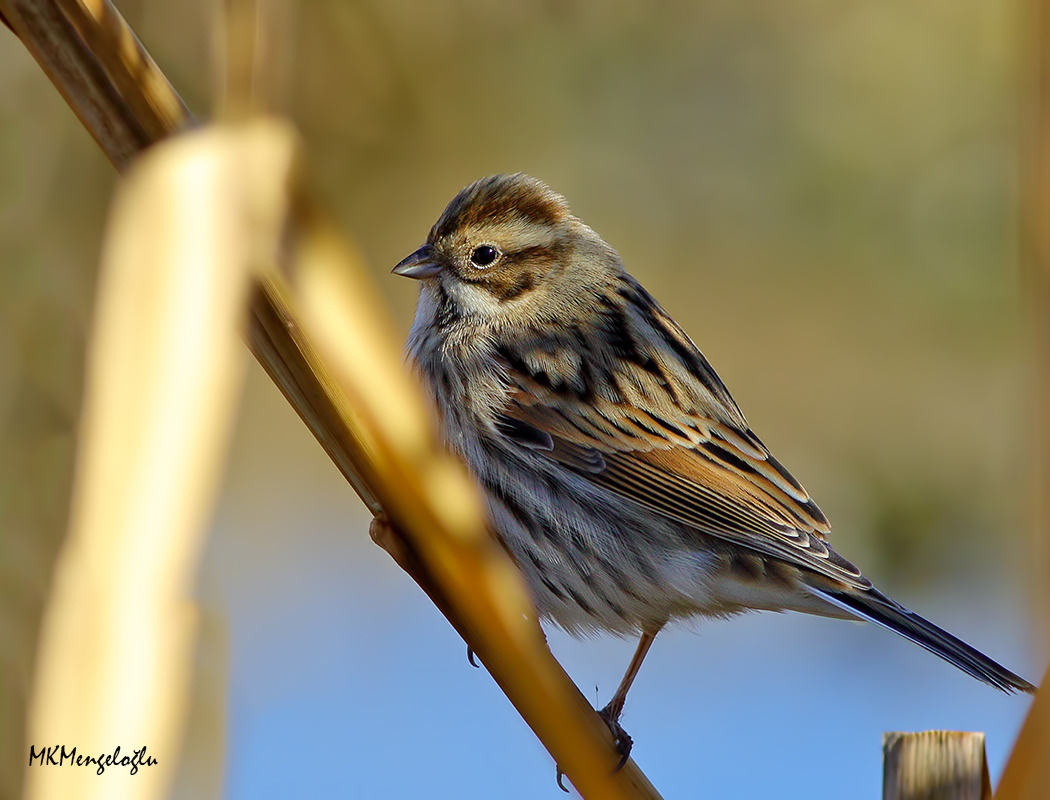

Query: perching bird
left=393, top=172, right=1035, bottom=764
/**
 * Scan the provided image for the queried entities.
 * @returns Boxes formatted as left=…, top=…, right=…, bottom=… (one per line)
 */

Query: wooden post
left=883, top=731, right=991, bottom=800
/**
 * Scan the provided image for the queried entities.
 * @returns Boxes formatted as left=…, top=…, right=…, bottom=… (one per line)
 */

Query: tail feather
left=813, top=586, right=1036, bottom=695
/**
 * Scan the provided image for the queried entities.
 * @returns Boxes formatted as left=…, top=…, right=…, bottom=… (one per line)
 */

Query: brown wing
left=496, top=343, right=871, bottom=591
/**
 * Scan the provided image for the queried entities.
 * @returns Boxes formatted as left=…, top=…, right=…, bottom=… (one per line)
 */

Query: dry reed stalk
left=995, top=0, right=1050, bottom=796
left=1, top=1, right=663, bottom=796
left=25, top=122, right=294, bottom=800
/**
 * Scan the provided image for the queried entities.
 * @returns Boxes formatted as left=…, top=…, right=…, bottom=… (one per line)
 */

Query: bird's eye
left=470, top=244, right=499, bottom=268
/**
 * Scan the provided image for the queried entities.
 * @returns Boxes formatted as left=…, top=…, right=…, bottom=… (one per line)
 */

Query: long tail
left=811, top=585, right=1036, bottom=694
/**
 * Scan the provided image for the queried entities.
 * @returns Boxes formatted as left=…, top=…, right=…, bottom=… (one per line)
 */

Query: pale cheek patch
left=447, top=279, right=504, bottom=319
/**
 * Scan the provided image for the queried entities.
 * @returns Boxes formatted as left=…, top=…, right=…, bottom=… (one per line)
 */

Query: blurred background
left=0, top=0, right=1043, bottom=797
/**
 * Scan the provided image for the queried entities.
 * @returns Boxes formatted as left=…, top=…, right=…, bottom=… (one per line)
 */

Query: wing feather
left=498, top=363, right=869, bottom=590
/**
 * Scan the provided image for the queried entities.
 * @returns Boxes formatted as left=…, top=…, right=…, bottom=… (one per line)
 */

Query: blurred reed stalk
left=0, top=1, right=662, bottom=797
left=213, top=0, right=292, bottom=119
left=995, top=0, right=1050, bottom=797
left=23, top=120, right=286, bottom=800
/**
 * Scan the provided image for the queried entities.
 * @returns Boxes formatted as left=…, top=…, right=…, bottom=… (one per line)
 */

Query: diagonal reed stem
left=0, top=1, right=663, bottom=797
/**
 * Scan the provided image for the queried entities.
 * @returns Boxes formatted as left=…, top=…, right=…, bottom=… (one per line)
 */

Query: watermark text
left=28, top=745, right=156, bottom=776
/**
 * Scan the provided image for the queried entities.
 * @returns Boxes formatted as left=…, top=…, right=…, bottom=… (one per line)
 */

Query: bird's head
left=394, top=173, right=619, bottom=330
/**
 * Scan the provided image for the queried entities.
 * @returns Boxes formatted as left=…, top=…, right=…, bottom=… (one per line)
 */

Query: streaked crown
left=429, top=173, right=570, bottom=241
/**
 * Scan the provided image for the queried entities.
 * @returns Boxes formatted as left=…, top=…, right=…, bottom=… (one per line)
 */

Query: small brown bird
left=394, top=173, right=1035, bottom=763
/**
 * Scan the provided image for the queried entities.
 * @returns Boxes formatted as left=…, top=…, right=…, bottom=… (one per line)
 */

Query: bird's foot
left=597, top=703, right=633, bottom=771
left=553, top=703, right=634, bottom=792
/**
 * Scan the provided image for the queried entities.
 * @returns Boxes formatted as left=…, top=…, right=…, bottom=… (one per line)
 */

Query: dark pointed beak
left=392, top=244, right=442, bottom=280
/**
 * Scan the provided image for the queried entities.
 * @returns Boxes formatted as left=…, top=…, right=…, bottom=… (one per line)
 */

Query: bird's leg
left=555, top=628, right=661, bottom=791
left=598, top=627, right=660, bottom=769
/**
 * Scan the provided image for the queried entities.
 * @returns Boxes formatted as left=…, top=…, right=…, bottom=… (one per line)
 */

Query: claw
left=553, top=704, right=633, bottom=790
left=597, top=704, right=634, bottom=771
left=556, top=766, right=571, bottom=793
left=466, top=646, right=480, bottom=668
